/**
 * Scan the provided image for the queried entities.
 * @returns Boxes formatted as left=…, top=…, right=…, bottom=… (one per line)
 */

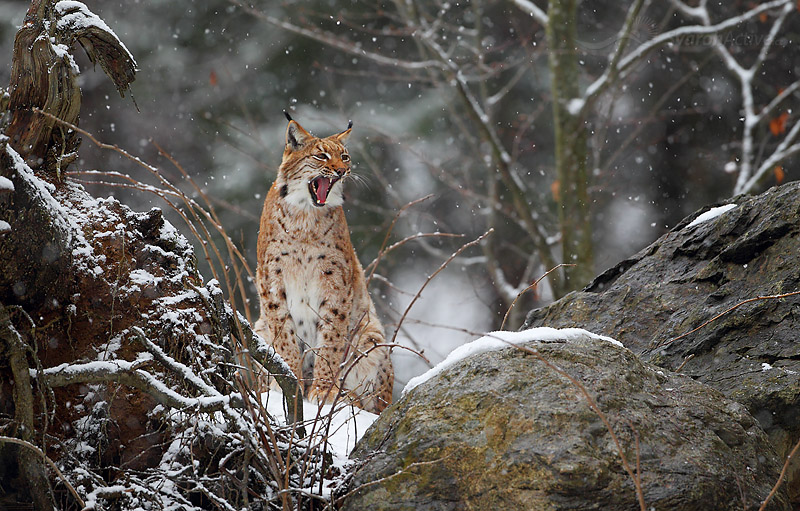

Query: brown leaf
left=550, top=180, right=561, bottom=202
left=770, top=112, right=789, bottom=136
left=774, top=165, right=785, bottom=184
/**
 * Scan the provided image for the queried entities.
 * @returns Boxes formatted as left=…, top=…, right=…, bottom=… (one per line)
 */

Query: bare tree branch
left=575, top=0, right=792, bottom=117
left=228, top=0, right=444, bottom=71
left=510, top=0, right=548, bottom=26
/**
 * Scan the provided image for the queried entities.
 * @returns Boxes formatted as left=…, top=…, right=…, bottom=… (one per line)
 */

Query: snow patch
left=0, top=175, right=13, bottom=191
left=686, top=204, right=737, bottom=228
left=265, top=390, right=377, bottom=460
left=264, top=389, right=377, bottom=498
left=157, top=289, right=199, bottom=305
left=403, top=327, right=624, bottom=396
left=129, top=269, right=161, bottom=287
left=761, top=362, right=773, bottom=371
left=0, top=220, right=10, bottom=233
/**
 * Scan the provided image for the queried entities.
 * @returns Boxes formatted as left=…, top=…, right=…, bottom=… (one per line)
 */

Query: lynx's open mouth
left=309, top=175, right=340, bottom=207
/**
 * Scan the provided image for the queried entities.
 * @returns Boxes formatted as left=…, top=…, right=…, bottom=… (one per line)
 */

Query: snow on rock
left=0, top=220, right=10, bottom=233
left=686, top=203, right=737, bottom=228
left=403, top=327, right=624, bottom=396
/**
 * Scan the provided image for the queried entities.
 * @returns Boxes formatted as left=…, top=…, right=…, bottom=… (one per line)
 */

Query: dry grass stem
left=390, top=229, right=493, bottom=345
left=674, top=354, right=695, bottom=373
left=758, top=435, right=800, bottom=511
left=364, top=194, right=434, bottom=282
left=334, top=457, right=448, bottom=506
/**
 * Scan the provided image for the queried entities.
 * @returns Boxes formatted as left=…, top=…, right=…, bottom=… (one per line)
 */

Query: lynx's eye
left=312, top=153, right=330, bottom=161
left=341, top=153, right=350, bottom=162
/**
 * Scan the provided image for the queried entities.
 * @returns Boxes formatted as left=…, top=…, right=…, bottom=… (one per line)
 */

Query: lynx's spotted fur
left=253, top=115, right=393, bottom=413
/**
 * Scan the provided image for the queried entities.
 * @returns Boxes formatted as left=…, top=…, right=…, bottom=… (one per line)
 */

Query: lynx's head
left=277, top=114, right=352, bottom=211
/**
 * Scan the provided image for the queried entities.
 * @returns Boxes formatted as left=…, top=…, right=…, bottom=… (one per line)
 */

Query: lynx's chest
left=261, top=205, right=352, bottom=341
left=281, top=254, right=323, bottom=350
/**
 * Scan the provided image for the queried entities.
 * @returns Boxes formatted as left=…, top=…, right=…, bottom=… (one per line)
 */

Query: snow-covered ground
left=264, top=390, right=378, bottom=459
left=263, top=389, right=378, bottom=498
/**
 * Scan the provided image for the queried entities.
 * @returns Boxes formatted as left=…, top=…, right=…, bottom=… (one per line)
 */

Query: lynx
left=253, top=113, right=393, bottom=413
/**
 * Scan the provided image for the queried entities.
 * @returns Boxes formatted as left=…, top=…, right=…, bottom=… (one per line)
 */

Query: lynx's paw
left=306, top=384, right=339, bottom=406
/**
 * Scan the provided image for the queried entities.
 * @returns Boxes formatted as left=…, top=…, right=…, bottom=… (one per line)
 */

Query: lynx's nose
left=335, top=168, right=347, bottom=177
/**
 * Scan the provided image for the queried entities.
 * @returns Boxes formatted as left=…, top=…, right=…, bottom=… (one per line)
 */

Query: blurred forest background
left=1, top=0, right=798, bottom=391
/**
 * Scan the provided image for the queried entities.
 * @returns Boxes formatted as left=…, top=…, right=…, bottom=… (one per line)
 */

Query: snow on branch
left=575, top=0, right=793, bottom=118
left=669, top=0, right=797, bottom=195
left=34, top=358, right=242, bottom=412
left=510, top=0, right=548, bottom=26
left=55, top=0, right=137, bottom=96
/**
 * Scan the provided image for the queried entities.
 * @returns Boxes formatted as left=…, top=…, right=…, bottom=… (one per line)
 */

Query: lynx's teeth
left=309, top=176, right=339, bottom=206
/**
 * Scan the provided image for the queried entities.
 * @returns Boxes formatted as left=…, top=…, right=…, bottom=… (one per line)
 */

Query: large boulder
left=522, top=181, right=800, bottom=501
left=340, top=330, right=789, bottom=511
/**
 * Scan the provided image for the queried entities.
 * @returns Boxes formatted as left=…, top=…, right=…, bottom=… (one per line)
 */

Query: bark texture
left=5, top=0, right=135, bottom=171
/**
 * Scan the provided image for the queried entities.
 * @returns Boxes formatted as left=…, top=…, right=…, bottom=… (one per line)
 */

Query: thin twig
left=512, top=344, right=647, bottom=511
left=369, top=231, right=465, bottom=272
left=151, top=139, right=256, bottom=322
left=658, top=290, right=800, bottom=349
left=364, top=194, right=434, bottom=282
left=0, top=436, right=85, bottom=508
left=499, top=263, right=575, bottom=331
left=334, top=457, right=448, bottom=506
left=390, top=229, right=493, bottom=345
left=236, top=374, right=291, bottom=509
left=674, top=354, right=695, bottom=373
left=758, top=435, right=800, bottom=511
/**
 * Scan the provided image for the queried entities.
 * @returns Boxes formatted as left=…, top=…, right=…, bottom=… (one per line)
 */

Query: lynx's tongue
left=309, top=176, right=339, bottom=207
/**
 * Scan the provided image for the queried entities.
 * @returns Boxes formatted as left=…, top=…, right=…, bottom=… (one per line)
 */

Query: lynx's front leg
left=254, top=268, right=306, bottom=394
left=343, top=313, right=394, bottom=413
left=306, top=286, right=355, bottom=405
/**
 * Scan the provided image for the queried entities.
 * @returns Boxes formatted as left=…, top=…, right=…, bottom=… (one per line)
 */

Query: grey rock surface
left=523, top=182, right=800, bottom=501
left=341, top=333, right=789, bottom=511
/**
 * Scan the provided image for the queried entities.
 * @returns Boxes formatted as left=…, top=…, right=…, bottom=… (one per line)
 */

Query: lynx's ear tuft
left=283, top=110, right=293, bottom=122
left=336, top=120, right=353, bottom=145
left=286, top=120, right=312, bottom=150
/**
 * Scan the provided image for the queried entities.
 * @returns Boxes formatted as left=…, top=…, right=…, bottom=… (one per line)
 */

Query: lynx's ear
left=286, top=120, right=312, bottom=150
left=336, top=120, right=353, bottom=145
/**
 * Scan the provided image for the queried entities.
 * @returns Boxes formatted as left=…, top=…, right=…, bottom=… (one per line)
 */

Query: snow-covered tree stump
left=0, top=2, right=305, bottom=509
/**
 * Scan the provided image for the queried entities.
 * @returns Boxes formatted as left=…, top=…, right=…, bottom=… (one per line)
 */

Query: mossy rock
left=340, top=333, right=789, bottom=511
left=523, top=181, right=800, bottom=502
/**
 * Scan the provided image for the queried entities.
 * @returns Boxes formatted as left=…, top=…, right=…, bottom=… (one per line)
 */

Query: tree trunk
left=6, top=0, right=136, bottom=172
left=547, top=0, right=595, bottom=291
